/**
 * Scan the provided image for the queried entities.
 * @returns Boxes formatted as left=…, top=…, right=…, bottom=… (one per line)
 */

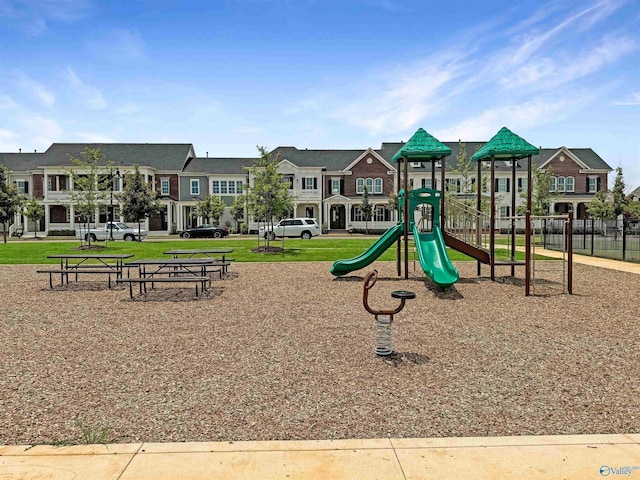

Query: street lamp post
left=109, top=168, right=120, bottom=241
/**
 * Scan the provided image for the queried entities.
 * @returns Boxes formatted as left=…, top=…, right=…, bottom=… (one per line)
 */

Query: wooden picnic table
left=163, top=248, right=233, bottom=261
left=120, top=258, right=216, bottom=298
left=40, top=254, right=134, bottom=288
left=163, top=249, right=234, bottom=274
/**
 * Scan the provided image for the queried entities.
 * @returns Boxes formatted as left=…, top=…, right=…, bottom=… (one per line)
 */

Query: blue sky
left=1, top=0, right=639, bottom=188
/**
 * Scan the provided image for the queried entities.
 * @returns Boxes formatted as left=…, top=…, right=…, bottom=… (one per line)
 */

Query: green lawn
left=0, top=235, right=538, bottom=264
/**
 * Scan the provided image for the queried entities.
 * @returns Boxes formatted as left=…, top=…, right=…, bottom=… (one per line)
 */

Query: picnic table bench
left=118, top=258, right=216, bottom=298
left=40, top=254, right=134, bottom=288
left=163, top=249, right=234, bottom=275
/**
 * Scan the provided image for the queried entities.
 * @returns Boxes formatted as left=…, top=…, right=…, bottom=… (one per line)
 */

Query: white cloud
left=0, top=95, right=19, bottom=109
left=72, top=132, right=117, bottom=143
left=87, top=29, right=146, bottom=60
left=65, top=67, right=107, bottom=109
left=116, top=103, right=142, bottom=115
left=17, top=73, right=55, bottom=107
left=329, top=57, right=466, bottom=135
left=0, top=0, right=95, bottom=35
left=433, top=99, right=571, bottom=141
left=614, top=92, right=640, bottom=106
left=503, top=36, right=638, bottom=91
left=0, top=128, right=18, bottom=141
left=17, top=114, right=63, bottom=138
left=507, top=0, right=624, bottom=67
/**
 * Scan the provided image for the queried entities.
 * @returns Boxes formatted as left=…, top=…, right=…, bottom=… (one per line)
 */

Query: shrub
left=47, top=229, right=75, bottom=236
left=349, top=228, right=388, bottom=235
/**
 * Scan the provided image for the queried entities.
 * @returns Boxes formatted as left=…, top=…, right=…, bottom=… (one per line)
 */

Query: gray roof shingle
left=184, top=157, right=256, bottom=175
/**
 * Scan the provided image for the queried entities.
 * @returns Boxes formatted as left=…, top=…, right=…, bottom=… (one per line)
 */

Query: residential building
left=0, top=140, right=612, bottom=236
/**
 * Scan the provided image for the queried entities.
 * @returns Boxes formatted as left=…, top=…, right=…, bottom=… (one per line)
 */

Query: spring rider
left=362, top=270, right=416, bottom=356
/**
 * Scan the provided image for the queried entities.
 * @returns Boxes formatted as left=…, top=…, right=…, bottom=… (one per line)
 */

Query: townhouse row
left=0, top=140, right=613, bottom=236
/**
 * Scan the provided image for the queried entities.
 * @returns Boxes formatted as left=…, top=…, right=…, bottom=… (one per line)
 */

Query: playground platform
left=1, top=434, right=639, bottom=479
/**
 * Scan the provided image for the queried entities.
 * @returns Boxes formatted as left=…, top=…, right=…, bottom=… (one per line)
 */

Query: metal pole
left=525, top=210, right=531, bottom=296
left=109, top=168, right=114, bottom=241
left=440, top=155, right=445, bottom=229
left=622, top=217, right=627, bottom=261
left=591, top=218, right=594, bottom=256
left=568, top=211, right=573, bottom=294
left=396, top=159, right=401, bottom=277
left=403, top=157, right=409, bottom=279
left=477, top=156, right=482, bottom=277
left=510, top=156, right=516, bottom=277
left=490, top=155, right=495, bottom=281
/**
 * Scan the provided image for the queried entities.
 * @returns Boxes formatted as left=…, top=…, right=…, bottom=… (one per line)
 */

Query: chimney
left=206, top=151, right=208, bottom=158
left=34, top=149, right=36, bottom=153
left=19, top=148, right=21, bottom=153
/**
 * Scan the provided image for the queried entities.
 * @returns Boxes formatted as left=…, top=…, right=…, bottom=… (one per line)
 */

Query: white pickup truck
left=75, top=222, right=147, bottom=242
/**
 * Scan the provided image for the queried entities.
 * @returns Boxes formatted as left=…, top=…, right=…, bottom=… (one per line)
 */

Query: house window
left=190, top=179, right=200, bottom=195
left=356, top=178, right=364, bottom=194
left=212, top=180, right=220, bottom=194
left=16, top=180, right=29, bottom=194
left=588, top=177, right=598, bottom=193
left=446, top=178, right=461, bottom=193
left=556, top=176, right=565, bottom=192
left=282, top=175, right=294, bottom=189
left=228, top=181, right=236, bottom=194
left=566, top=176, right=575, bottom=192
left=352, top=206, right=363, bottom=221
left=495, top=178, right=509, bottom=193
left=365, top=178, right=374, bottom=193
left=518, top=178, right=528, bottom=192
left=47, top=177, right=52, bottom=191
left=421, top=178, right=432, bottom=189
left=374, top=178, right=383, bottom=194
left=220, top=180, right=228, bottom=194
left=236, top=181, right=243, bottom=193
left=303, top=177, right=317, bottom=190
left=331, top=178, right=340, bottom=195
left=374, top=206, right=390, bottom=221
left=499, top=206, right=511, bottom=217
left=549, top=177, right=557, bottom=192
left=161, top=179, right=170, bottom=195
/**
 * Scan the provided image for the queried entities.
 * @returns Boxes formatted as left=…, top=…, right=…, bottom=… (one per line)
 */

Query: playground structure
left=362, top=269, right=415, bottom=356
left=331, top=127, right=573, bottom=296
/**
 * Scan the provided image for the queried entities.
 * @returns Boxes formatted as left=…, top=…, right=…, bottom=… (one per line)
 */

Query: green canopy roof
left=471, top=127, right=539, bottom=161
left=391, top=128, right=451, bottom=162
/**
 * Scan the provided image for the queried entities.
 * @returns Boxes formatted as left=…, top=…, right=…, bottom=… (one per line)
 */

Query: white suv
left=259, top=218, right=321, bottom=240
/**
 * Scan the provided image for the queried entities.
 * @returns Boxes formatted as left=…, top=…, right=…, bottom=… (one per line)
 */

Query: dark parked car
left=179, top=225, right=229, bottom=239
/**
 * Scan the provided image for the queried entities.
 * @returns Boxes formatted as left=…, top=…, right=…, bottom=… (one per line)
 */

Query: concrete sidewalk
left=2, top=434, right=640, bottom=479
left=520, top=246, right=640, bottom=274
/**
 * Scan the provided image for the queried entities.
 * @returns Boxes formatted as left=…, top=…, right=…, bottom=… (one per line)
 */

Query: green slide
left=330, top=224, right=404, bottom=276
left=412, top=223, right=459, bottom=288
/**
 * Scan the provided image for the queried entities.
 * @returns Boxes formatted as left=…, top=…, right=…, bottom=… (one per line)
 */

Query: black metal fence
left=541, top=218, right=640, bottom=263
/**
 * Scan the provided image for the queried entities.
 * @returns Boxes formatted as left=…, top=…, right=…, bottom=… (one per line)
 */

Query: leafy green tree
left=611, top=167, right=627, bottom=218
left=453, top=142, right=474, bottom=194
left=24, top=197, right=44, bottom=238
left=360, top=185, right=373, bottom=233
left=65, top=148, right=111, bottom=246
left=625, top=197, right=640, bottom=218
left=230, top=195, right=245, bottom=233
left=518, top=166, right=554, bottom=216
left=118, top=165, right=160, bottom=241
left=196, top=195, right=226, bottom=224
left=451, top=143, right=490, bottom=212
left=587, top=190, right=614, bottom=220
left=0, top=164, right=25, bottom=243
left=244, top=146, right=292, bottom=248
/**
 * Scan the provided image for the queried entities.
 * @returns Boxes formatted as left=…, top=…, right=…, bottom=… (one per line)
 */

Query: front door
left=330, top=205, right=346, bottom=230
